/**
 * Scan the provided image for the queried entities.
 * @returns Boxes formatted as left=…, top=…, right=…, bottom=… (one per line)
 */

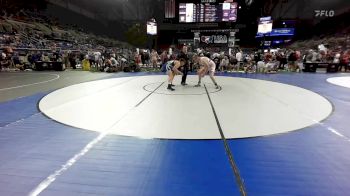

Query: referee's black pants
left=181, top=64, right=189, bottom=84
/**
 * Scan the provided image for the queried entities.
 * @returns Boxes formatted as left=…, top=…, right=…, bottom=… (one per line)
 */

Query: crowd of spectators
left=0, top=7, right=135, bottom=72
left=1, top=6, right=349, bottom=74
left=134, top=42, right=350, bottom=75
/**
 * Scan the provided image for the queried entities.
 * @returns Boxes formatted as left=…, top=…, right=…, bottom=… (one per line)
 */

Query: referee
left=178, top=45, right=189, bottom=85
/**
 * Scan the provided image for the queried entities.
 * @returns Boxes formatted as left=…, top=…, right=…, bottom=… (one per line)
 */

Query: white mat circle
left=39, top=75, right=332, bottom=139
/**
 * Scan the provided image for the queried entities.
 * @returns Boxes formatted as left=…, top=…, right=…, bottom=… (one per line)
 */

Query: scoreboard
left=179, top=2, right=237, bottom=23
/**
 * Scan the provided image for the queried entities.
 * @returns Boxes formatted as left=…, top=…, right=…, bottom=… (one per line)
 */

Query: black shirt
left=177, top=51, right=189, bottom=61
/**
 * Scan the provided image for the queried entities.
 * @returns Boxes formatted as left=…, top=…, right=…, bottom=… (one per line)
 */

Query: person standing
left=220, top=56, right=229, bottom=72
left=150, top=49, right=159, bottom=69
left=178, top=45, right=189, bottom=86
left=339, top=51, right=349, bottom=72
left=236, top=49, right=243, bottom=70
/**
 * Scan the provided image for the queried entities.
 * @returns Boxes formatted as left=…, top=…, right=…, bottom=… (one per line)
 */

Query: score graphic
left=179, top=1, right=237, bottom=23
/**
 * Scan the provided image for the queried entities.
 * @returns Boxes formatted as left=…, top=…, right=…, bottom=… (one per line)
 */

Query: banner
left=257, top=16, right=273, bottom=35
left=147, top=21, right=157, bottom=35
left=270, top=28, right=295, bottom=36
left=228, top=37, right=235, bottom=47
left=259, top=16, right=272, bottom=22
left=200, top=34, right=228, bottom=44
left=256, top=28, right=295, bottom=37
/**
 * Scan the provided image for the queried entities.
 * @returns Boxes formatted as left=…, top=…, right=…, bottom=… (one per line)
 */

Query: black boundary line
left=135, top=82, right=165, bottom=107
left=142, top=82, right=222, bottom=96
left=204, top=84, right=247, bottom=196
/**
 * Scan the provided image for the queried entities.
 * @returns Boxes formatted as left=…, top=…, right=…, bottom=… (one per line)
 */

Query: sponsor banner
left=256, top=28, right=295, bottom=37
left=259, top=16, right=272, bottom=22
left=200, top=34, right=228, bottom=44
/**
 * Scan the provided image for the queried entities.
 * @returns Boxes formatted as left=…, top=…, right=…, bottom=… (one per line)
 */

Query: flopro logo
left=315, top=10, right=335, bottom=17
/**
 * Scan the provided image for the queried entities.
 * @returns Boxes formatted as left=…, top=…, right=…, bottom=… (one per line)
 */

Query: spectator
left=135, top=51, right=141, bottom=66
left=0, top=53, right=7, bottom=70
left=160, top=50, right=168, bottom=64
left=333, top=53, right=341, bottom=64
left=82, top=55, right=90, bottom=71
left=69, top=52, right=77, bottom=69
left=110, top=54, right=118, bottom=67
left=150, top=49, right=159, bottom=69
left=236, top=49, right=243, bottom=69
left=288, top=50, right=297, bottom=71
left=220, top=56, right=229, bottom=72
left=339, top=51, right=349, bottom=72
left=229, top=55, right=238, bottom=71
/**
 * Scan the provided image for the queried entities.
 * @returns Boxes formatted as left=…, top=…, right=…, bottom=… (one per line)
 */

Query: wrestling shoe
left=167, top=84, right=175, bottom=91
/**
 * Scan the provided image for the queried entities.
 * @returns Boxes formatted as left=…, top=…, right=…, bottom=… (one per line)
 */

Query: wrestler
left=192, top=55, right=220, bottom=89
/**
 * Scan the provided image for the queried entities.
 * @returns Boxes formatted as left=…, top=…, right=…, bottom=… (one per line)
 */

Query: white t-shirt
left=333, top=53, right=340, bottom=63
left=110, top=57, right=118, bottom=66
left=94, top=52, right=101, bottom=61
left=236, top=52, right=242, bottom=62
left=257, top=61, right=265, bottom=68
left=220, top=59, right=229, bottom=67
